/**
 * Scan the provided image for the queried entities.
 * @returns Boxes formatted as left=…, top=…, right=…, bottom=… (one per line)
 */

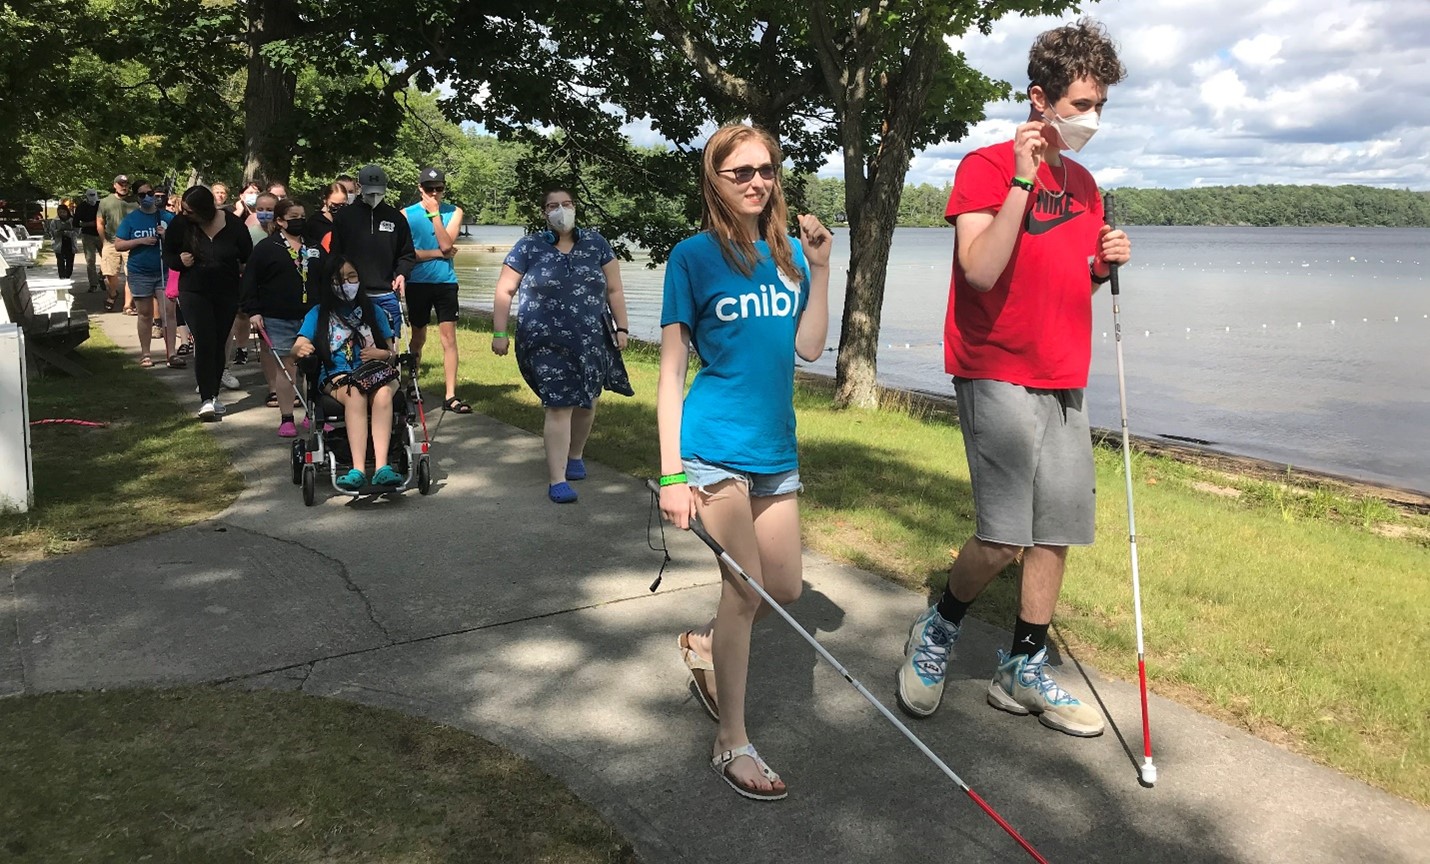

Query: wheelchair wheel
left=301, top=465, right=316, bottom=506
left=291, top=440, right=305, bottom=485
left=417, top=457, right=432, bottom=495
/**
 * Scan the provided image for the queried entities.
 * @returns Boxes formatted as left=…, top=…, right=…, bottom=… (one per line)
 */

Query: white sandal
left=711, top=744, right=788, bottom=801
left=678, top=631, right=718, bottom=721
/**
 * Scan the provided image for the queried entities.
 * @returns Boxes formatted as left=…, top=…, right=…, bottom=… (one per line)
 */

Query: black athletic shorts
left=405, top=282, right=460, bottom=328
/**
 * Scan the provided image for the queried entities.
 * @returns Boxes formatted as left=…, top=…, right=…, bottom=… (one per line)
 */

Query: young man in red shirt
left=896, top=19, right=1130, bottom=737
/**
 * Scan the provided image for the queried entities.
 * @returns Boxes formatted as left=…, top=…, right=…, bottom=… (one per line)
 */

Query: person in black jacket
left=241, top=198, right=316, bottom=437
left=328, top=163, right=415, bottom=340
left=163, top=185, right=253, bottom=421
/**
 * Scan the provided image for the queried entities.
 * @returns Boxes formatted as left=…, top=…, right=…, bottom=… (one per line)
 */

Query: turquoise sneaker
left=336, top=468, right=366, bottom=491
left=987, top=647, right=1105, bottom=737
left=895, top=605, right=961, bottom=717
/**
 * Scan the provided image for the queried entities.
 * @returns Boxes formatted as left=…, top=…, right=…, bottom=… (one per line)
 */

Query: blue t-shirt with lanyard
left=115, top=209, right=173, bottom=276
left=402, top=201, right=458, bottom=284
left=660, top=231, right=812, bottom=473
left=297, top=302, right=394, bottom=385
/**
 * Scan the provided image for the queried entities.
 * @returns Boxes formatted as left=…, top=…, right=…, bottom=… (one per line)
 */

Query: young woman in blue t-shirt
left=657, top=123, right=832, bottom=801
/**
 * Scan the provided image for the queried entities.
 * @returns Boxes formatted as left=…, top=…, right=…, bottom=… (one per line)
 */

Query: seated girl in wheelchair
left=292, top=254, right=403, bottom=490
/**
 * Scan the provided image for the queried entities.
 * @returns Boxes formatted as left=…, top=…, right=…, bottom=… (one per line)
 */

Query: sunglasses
left=423, top=185, right=446, bottom=193
left=715, top=163, right=778, bottom=184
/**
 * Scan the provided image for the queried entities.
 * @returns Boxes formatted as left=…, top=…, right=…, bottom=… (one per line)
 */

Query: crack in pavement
left=214, top=579, right=717, bottom=689
left=216, top=521, right=396, bottom=645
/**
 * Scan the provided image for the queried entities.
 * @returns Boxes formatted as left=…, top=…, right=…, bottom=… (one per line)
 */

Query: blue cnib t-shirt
left=661, top=231, right=811, bottom=473
left=402, top=202, right=459, bottom=284
left=297, top=302, right=394, bottom=384
left=116, top=210, right=174, bottom=276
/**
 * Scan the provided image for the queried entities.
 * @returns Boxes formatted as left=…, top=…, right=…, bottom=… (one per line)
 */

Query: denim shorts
left=127, top=271, right=163, bottom=298
left=367, top=290, right=403, bottom=339
left=261, top=317, right=302, bottom=355
left=682, top=456, right=803, bottom=497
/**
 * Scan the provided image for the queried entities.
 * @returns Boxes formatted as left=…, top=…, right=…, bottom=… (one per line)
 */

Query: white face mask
left=346, top=192, right=357, bottom=205
left=363, top=191, right=385, bottom=208
left=546, top=207, right=576, bottom=233
left=242, top=192, right=258, bottom=206
left=337, top=280, right=360, bottom=301
left=1044, top=107, right=1099, bottom=153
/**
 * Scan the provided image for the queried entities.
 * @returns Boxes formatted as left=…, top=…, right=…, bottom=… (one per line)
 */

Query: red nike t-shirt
left=943, top=141, right=1103, bottom=389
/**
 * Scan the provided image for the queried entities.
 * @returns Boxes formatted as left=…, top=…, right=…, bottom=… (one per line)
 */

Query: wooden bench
left=0, top=264, right=89, bottom=376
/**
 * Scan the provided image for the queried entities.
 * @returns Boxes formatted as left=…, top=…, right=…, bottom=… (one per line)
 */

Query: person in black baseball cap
left=403, top=166, right=468, bottom=413
left=328, top=163, right=414, bottom=338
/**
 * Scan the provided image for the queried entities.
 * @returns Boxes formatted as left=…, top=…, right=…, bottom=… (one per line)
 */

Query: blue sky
left=616, top=0, right=1430, bottom=191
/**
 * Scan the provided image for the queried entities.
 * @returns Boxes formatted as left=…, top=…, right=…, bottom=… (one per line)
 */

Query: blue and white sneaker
left=896, top=605, right=961, bottom=717
left=988, top=647, right=1104, bottom=737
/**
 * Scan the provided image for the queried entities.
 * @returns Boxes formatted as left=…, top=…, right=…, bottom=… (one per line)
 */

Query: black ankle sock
left=1011, top=618, right=1049, bottom=658
left=280, top=413, right=294, bottom=423
left=936, top=588, right=973, bottom=625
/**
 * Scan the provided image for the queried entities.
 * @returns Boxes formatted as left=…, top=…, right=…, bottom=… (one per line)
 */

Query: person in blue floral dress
left=491, top=187, right=633, bottom=503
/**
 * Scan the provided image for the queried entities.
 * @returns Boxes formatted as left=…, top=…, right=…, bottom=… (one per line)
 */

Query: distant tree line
left=1106, top=185, right=1430, bottom=228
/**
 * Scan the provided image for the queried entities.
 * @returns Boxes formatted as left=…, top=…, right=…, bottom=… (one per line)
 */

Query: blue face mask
left=256, top=211, right=274, bottom=224
left=139, top=195, right=157, bottom=211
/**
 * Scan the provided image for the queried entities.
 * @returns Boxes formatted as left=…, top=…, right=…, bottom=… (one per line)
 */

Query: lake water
left=450, top=225, right=1430, bottom=494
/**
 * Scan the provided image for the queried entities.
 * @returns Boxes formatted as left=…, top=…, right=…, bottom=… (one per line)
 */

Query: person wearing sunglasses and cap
left=328, top=163, right=415, bottom=341
left=96, top=173, right=138, bottom=312
left=402, top=167, right=468, bottom=414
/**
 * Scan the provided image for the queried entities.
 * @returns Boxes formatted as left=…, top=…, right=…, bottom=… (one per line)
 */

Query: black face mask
left=283, top=217, right=307, bottom=237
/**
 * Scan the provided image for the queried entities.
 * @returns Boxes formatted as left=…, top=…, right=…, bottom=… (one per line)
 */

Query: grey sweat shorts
left=953, top=377, right=1096, bottom=547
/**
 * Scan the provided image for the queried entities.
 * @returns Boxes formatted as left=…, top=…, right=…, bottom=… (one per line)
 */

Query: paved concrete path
left=4, top=278, right=1427, bottom=863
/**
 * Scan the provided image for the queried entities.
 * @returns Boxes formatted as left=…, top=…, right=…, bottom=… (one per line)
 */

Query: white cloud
left=1231, top=34, right=1284, bottom=68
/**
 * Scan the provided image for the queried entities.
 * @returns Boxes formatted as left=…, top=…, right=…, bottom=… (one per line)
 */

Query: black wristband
left=616, top=327, right=629, bottom=334
left=1091, top=267, right=1112, bottom=284
left=1010, top=176, right=1035, bottom=192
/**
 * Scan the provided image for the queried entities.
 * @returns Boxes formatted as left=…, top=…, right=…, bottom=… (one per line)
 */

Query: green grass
left=437, top=317, right=1430, bottom=805
left=0, top=688, right=638, bottom=863
left=0, top=330, right=241, bottom=564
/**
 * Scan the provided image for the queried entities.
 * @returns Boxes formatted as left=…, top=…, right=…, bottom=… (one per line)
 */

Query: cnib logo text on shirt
left=715, top=278, right=801, bottom=322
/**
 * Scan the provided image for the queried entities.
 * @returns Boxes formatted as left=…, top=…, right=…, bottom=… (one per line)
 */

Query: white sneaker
left=197, top=399, right=218, bottom=421
left=213, top=397, right=226, bottom=416
left=220, top=369, right=241, bottom=390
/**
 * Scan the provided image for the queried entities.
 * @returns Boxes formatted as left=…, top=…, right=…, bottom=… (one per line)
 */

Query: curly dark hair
left=1028, top=17, right=1126, bottom=103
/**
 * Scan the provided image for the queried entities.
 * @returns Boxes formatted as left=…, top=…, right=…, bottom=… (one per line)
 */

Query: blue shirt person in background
left=293, top=254, right=403, bottom=491
left=113, top=179, right=176, bottom=367
left=401, top=167, right=469, bottom=413
left=490, top=186, right=633, bottom=505
left=655, top=124, right=832, bottom=802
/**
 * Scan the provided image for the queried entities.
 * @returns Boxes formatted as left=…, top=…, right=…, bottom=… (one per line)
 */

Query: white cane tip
left=1140, top=763, right=1158, bottom=785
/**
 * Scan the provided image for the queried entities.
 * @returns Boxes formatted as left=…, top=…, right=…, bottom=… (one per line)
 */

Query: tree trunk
left=832, top=28, right=946, bottom=409
left=242, top=0, right=298, bottom=186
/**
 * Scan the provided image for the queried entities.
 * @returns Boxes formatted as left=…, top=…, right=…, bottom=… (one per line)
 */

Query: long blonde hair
left=700, top=124, right=801, bottom=285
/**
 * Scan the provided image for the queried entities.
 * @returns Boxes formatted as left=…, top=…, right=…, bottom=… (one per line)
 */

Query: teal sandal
left=371, top=465, right=403, bottom=487
left=336, top=468, right=366, bottom=491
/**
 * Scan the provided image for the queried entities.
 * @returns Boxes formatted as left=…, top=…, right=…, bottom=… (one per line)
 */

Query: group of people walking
left=51, top=16, right=1130, bottom=807
left=659, top=19, right=1129, bottom=802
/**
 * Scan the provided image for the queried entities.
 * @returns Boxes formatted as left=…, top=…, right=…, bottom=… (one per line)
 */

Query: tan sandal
left=711, top=744, right=787, bottom=801
left=678, top=631, right=718, bottom=721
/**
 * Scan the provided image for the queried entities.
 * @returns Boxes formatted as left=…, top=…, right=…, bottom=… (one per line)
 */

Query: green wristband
left=1011, top=176, right=1035, bottom=191
left=492, top=331, right=508, bottom=339
left=659, top=472, right=687, bottom=487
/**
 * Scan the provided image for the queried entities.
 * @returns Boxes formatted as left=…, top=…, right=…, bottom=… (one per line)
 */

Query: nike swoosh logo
left=1026, top=209, right=1079, bottom=235
left=1025, top=190, right=1087, bottom=236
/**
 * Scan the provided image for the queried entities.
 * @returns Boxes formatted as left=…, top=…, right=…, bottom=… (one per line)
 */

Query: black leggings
left=56, top=237, right=75, bottom=278
left=178, top=290, right=239, bottom=401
